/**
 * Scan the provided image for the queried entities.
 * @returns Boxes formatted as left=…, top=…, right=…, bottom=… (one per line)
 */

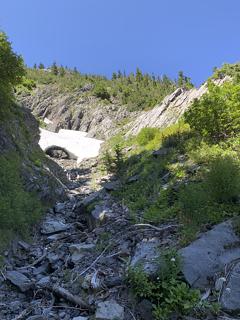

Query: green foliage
left=102, top=144, right=124, bottom=175
left=178, top=183, right=211, bottom=225
left=16, top=76, right=36, bottom=93
left=0, top=153, right=43, bottom=251
left=136, top=127, right=160, bottom=146
left=177, top=154, right=240, bottom=242
left=135, top=122, right=190, bottom=150
left=212, top=62, right=240, bottom=82
left=127, top=250, right=201, bottom=320
left=177, top=71, right=194, bottom=89
left=93, top=82, right=111, bottom=100
left=0, top=32, right=25, bottom=108
left=127, top=267, right=155, bottom=298
left=51, top=61, right=59, bottom=75
left=26, top=67, right=179, bottom=112
left=205, top=156, right=240, bottom=203
left=185, top=82, right=240, bottom=141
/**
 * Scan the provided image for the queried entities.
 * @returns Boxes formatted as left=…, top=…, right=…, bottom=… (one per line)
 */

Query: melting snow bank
left=39, top=128, right=104, bottom=163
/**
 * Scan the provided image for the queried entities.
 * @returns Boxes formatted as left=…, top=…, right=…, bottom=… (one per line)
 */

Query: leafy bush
left=0, top=32, right=25, bottom=107
left=93, top=83, right=111, bottom=100
left=185, top=82, right=240, bottom=141
left=102, top=144, right=124, bottom=175
left=0, top=153, right=43, bottom=250
left=187, top=140, right=237, bottom=165
left=136, top=127, right=161, bottom=146
left=205, top=156, right=240, bottom=203
left=212, top=62, right=240, bottom=82
left=178, top=183, right=210, bottom=225
left=127, top=250, right=200, bottom=320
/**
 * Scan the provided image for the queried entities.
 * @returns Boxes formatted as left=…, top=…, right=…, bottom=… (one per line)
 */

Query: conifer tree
left=51, top=62, right=58, bottom=75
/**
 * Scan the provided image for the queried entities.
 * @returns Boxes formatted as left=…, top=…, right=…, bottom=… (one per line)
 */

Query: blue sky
left=1, top=0, right=240, bottom=85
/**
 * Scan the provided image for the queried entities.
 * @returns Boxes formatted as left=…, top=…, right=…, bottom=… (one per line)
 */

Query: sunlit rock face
left=127, top=77, right=230, bottom=136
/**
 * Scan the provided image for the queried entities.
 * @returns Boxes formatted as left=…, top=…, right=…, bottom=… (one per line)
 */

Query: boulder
left=179, top=221, right=240, bottom=289
left=87, top=205, right=108, bottom=230
left=130, top=238, right=160, bottom=276
left=41, top=219, right=69, bottom=234
left=6, top=271, right=33, bottom=292
left=69, top=243, right=96, bottom=263
left=95, top=300, right=124, bottom=320
left=137, top=299, right=154, bottom=320
left=72, top=317, right=89, bottom=320
left=152, top=148, right=171, bottom=158
left=220, top=262, right=240, bottom=312
left=104, top=181, right=120, bottom=192
left=54, top=202, right=66, bottom=213
left=127, top=174, right=139, bottom=184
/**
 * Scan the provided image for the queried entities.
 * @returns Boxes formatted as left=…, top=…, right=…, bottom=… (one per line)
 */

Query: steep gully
left=0, top=149, right=178, bottom=320
left=1, top=78, right=239, bottom=320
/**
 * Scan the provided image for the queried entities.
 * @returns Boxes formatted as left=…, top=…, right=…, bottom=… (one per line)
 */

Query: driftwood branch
left=134, top=223, right=180, bottom=232
left=47, top=285, right=94, bottom=311
left=12, top=308, right=33, bottom=320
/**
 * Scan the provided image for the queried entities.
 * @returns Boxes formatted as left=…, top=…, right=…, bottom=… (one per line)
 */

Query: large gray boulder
left=6, top=271, right=33, bottom=292
left=41, top=218, right=69, bottom=234
left=220, top=261, right=240, bottom=312
left=130, top=238, right=160, bottom=276
left=179, top=221, right=240, bottom=289
left=95, top=300, right=124, bottom=320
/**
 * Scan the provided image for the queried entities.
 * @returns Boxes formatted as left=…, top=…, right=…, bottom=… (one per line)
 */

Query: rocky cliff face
left=18, top=77, right=230, bottom=141
left=0, top=104, right=66, bottom=204
left=126, top=77, right=230, bottom=135
left=18, top=85, right=134, bottom=139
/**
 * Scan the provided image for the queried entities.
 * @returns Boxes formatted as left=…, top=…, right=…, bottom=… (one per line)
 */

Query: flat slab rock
left=179, top=221, right=240, bottom=289
left=6, top=271, right=33, bottom=292
left=41, top=218, right=69, bottom=234
left=95, top=300, right=124, bottom=320
left=104, top=181, right=120, bottom=192
left=130, top=238, right=160, bottom=276
left=220, top=261, right=240, bottom=312
left=69, top=243, right=96, bottom=263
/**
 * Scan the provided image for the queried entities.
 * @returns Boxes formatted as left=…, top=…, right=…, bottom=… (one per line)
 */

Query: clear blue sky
left=1, top=0, right=240, bottom=85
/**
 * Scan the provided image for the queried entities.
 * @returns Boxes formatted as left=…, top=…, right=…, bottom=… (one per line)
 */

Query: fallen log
left=47, top=284, right=94, bottom=312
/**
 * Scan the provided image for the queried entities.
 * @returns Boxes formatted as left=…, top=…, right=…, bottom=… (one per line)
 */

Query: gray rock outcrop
left=18, top=86, right=132, bottom=139
left=95, top=300, right=124, bottom=320
left=220, top=262, right=240, bottom=312
left=127, top=77, right=230, bottom=135
left=179, top=221, right=240, bottom=289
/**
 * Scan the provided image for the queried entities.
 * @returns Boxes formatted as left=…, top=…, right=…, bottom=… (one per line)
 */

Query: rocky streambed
left=1, top=156, right=240, bottom=320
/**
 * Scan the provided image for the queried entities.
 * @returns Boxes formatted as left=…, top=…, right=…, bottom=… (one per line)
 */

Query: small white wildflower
left=171, top=257, right=176, bottom=262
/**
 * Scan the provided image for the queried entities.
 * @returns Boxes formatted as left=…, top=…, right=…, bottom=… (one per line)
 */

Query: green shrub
left=0, top=153, right=43, bottom=249
left=17, top=76, right=36, bottom=92
left=0, top=32, right=25, bottom=108
left=178, top=183, right=210, bottom=225
left=127, top=250, right=201, bottom=320
left=184, top=82, right=240, bottom=141
left=101, top=144, right=124, bottom=175
left=136, top=127, right=161, bottom=146
left=205, top=156, right=240, bottom=203
left=93, top=83, right=111, bottom=100
left=187, top=141, right=237, bottom=164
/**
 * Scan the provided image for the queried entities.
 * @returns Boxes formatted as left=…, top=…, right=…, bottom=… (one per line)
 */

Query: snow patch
left=39, top=128, right=103, bottom=163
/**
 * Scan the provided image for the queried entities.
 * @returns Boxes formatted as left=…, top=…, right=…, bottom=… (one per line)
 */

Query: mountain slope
left=126, top=77, right=230, bottom=135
